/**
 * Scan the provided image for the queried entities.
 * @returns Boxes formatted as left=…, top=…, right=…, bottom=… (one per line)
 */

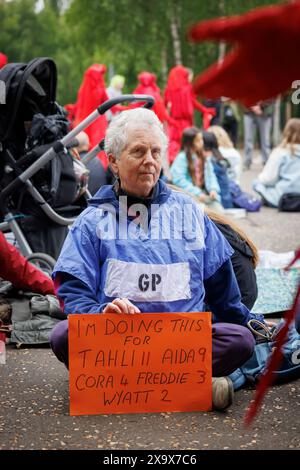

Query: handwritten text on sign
left=69, top=312, right=212, bottom=415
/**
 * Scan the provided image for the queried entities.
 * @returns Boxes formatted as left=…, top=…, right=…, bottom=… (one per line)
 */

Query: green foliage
left=0, top=0, right=59, bottom=61
left=0, top=0, right=284, bottom=104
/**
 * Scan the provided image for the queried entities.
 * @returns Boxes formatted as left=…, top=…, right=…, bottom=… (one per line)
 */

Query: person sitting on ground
left=170, top=127, right=223, bottom=212
left=253, top=118, right=300, bottom=208
left=206, top=209, right=258, bottom=310
left=201, top=131, right=233, bottom=209
left=50, top=108, right=266, bottom=410
left=208, top=125, right=242, bottom=184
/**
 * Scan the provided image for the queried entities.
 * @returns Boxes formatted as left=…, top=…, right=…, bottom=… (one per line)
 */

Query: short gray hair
left=104, top=108, right=168, bottom=159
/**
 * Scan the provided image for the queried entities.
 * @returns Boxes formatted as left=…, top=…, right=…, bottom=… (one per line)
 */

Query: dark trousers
left=50, top=320, right=255, bottom=377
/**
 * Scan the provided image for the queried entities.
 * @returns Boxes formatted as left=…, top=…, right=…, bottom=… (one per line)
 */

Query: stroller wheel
left=26, top=252, right=56, bottom=276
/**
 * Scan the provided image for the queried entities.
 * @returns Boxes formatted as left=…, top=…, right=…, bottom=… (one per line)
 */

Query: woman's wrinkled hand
left=103, top=298, right=141, bottom=315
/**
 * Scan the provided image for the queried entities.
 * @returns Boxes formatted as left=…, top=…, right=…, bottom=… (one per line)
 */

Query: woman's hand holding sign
left=103, top=298, right=141, bottom=315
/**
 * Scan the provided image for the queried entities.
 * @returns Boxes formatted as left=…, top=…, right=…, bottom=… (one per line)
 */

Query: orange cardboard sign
left=69, top=312, right=212, bottom=415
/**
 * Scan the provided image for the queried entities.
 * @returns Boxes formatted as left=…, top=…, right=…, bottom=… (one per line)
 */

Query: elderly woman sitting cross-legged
left=50, top=108, right=265, bottom=410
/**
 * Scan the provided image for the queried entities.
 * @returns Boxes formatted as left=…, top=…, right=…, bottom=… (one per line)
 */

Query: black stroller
left=0, top=57, right=154, bottom=267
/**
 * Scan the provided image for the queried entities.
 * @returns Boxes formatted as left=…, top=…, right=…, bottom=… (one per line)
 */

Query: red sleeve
left=0, top=233, right=55, bottom=295
left=192, top=95, right=208, bottom=113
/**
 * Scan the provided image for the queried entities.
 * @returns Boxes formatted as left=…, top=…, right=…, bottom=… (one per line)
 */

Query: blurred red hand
left=188, top=2, right=300, bottom=106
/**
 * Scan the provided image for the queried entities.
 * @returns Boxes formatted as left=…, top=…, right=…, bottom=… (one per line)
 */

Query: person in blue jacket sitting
left=50, top=108, right=265, bottom=410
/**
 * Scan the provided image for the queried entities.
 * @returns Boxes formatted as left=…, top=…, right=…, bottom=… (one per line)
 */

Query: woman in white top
left=253, top=118, right=300, bottom=207
left=208, top=125, right=242, bottom=183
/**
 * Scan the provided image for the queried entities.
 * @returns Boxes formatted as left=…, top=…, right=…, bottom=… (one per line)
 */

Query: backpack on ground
left=229, top=320, right=300, bottom=390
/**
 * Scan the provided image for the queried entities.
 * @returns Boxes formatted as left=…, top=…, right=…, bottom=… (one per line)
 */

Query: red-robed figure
left=74, top=64, right=109, bottom=169
left=164, top=65, right=215, bottom=162
left=0, top=52, right=7, bottom=69
left=133, top=71, right=175, bottom=126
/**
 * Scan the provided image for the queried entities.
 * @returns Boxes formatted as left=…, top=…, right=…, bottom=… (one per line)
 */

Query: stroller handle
left=98, top=94, right=155, bottom=114
left=0, top=95, right=155, bottom=212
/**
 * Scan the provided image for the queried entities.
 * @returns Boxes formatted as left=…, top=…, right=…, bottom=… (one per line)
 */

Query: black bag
left=278, top=193, right=300, bottom=212
left=22, top=106, right=78, bottom=207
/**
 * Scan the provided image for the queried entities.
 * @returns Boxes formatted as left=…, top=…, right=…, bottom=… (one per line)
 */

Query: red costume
left=0, top=233, right=54, bottom=295
left=188, top=2, right=300, bottom=106
left=74, top=64, right=109, bottom=168
left=164, top=65, right=215, bottom=162
left=64, top=103, right=77, bottom=129
left=0, top=52, right=7, bottom=69
left=133, top=71, right=174, bottom=125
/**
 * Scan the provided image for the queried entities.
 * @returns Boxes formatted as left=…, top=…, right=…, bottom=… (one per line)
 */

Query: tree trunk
left=161, top=47, right=168, bottom=85
left=170, top=5, right=182, bottom=65
left=217, top=1, right=226, bottom=66
left=218, top=42, right=226, bottom=65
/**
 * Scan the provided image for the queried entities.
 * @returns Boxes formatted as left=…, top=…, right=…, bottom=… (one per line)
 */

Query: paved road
left=1, top=346, right=299, bottom=450
left=1, top=160, right=299, bottom=450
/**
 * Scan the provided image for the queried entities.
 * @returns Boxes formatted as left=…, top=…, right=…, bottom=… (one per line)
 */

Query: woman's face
left=109, top=125, right=163, bottom=198
left=192, top=132, right=204, bottom=153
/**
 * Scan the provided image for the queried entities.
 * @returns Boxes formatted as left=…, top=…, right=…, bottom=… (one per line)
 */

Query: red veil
left=0, top=52, right=8, bottom=69
left=74, top=64, right=109, bottom=168
left=164, top=65, right=214, bottom=162
left=133, top=71, right=173, bottom=124
left=164, top=65, right=194, bottom=120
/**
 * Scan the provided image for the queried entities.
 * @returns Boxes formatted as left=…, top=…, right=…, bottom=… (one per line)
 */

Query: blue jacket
left=53, top=180, right=262, bottom=326
left=170, top=151, right=221, bottom=199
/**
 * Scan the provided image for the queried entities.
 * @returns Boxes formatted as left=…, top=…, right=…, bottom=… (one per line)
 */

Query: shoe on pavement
left=212, top=377, right=234, bottom=411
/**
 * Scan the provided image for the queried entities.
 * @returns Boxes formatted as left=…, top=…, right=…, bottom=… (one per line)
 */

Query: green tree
left=0, top=0, right=285, bottom=105
left=0, top=0, right=60, bottom=61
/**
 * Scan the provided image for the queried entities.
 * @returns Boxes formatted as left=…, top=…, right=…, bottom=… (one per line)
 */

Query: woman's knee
left=227, top=324, right=255, bottom=364
left=50, top=319, right=68, bottom=356
left=213, top=322, right=255, bottom=370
